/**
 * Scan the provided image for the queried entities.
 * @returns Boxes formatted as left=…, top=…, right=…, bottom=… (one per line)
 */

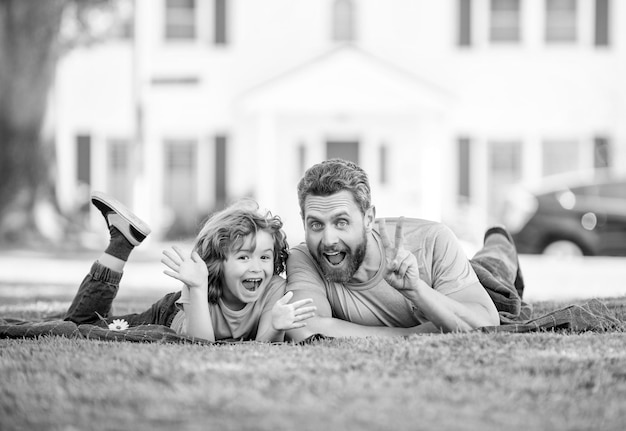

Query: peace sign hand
left=378, top=217, right=420, bottom=299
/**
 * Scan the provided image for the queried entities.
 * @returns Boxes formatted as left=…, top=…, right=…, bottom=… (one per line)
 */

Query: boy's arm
left=256, top=290, right=317, bottom=342
left=162, top=246, right=216, bottom=342
left=181, top=288, right=216, bottom=342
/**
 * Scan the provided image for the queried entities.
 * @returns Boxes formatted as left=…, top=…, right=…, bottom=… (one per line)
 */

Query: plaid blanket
left=0, top=299, right=622, bottom=342
left=0, top=319, right=214, bottom=344
left=478, top=298, right=623, bottom=333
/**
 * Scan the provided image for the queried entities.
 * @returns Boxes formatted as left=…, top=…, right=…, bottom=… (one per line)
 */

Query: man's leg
left=64, top=192, right=151, bottom=325
left=470, top=226, right=532, bottom=322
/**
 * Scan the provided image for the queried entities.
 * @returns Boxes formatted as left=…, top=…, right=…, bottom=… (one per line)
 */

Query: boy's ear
left=364, top=206, right=376, bottom=232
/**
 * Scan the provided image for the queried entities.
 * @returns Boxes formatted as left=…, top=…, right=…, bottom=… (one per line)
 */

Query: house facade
left=52, top=0, right=626, bottom=245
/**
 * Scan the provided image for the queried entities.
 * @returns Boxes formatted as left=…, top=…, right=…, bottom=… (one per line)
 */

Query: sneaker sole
left=91, top=191, right=151, bottom=241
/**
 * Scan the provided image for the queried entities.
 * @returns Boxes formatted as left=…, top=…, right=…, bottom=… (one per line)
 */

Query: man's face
left=303, top=190, right=371, bottom=283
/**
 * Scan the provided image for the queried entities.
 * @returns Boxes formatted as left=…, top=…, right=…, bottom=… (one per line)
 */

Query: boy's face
left=303, top=190, right=372, bottom=283
left=221, top=230, right=275, bottom=309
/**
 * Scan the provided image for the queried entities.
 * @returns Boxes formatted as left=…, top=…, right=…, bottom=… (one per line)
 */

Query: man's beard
left=314, top=230, right=367, bottom=283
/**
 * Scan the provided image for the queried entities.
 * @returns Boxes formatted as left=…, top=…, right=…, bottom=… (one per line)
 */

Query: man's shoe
left=484, top=225, right=525, bottom=298
left=91, top=191, right=151, bottom=246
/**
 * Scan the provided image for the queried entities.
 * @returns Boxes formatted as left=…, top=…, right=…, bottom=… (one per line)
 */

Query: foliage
left=0, top=0, right=127, bottom=245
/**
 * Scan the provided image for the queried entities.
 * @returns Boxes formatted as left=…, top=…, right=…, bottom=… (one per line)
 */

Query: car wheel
left=542, top=240, right=584, bottom=257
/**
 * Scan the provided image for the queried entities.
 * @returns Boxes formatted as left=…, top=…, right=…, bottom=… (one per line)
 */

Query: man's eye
left=337, top=220, right=348, bottom=228
left=310, top=222, right=322, bottom=231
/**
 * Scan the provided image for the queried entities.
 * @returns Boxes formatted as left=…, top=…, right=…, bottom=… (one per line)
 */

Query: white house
left=52, top=0, right=625, bottom=245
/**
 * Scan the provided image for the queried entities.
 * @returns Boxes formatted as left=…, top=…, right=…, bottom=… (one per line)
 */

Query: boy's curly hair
left=297, top=158, right=372, bottom=217
left=192, top=199, right=289, bottom=303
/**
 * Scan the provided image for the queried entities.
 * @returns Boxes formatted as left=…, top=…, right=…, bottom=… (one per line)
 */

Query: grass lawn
left=1, top=295, right=626, bottom=431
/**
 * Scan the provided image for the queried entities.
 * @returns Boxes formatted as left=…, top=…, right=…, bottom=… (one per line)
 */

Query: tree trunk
left=0, top=0, right=65, bottom=244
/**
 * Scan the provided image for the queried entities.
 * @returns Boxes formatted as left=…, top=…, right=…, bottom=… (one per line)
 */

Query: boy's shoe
left=91, top=191, right=151, bottom=246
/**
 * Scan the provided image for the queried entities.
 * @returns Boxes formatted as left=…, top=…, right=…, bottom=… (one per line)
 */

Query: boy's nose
left=250, top=258, right=263, bottom=271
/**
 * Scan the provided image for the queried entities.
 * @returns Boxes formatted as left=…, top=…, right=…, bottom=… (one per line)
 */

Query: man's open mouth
left=324, top=251, right=346, bottom=266
left=242, top=279, right=262, bottom=291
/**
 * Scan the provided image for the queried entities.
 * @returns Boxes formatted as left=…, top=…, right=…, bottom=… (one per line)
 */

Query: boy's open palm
left=271, top=291, right=317, bottom=331
left=161, top=246, right=208, bottom=290
left=378, top=217, right=421, bottom=300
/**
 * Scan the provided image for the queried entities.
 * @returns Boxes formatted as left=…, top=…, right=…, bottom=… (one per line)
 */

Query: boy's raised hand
left=378, top=217, right=421, bottom=299
left=271, top=291, right=317, bottom=331
left=161, top=246, right=208, bottom=291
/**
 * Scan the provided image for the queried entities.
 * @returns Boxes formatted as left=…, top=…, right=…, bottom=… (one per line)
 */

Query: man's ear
left=364, top=206, right=376, bottom=232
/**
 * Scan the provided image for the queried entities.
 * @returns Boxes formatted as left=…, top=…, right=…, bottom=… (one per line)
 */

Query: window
left=594, top=0, right=610, bottom=46
left=326, top=140, right=359, bottom=165
left=594, top=136, right=610, bottom=169
left=488, top=140, right=522, bottom=219
left=542, top=139, right=579, bottom=176
left=107, top=139, right=131, bottom=205
left=76, top=135, right=91, bottom=186
left=489, top=0, right=520, bottom=43
left=215, top=135, right=227, bottom=206
left=109, top=0, right=134, bottom=39
left=214, top=0, right=228, bottom=45
left=332, top=0, right=355, bottom=42
left=298, top=143, right=307, bottom=176
left=458, top=0, right=472, bottom=47
left=545, top=0, right=577, bottom=43
left=164, top=139, right=197, bottom=225
left=165, top=0, right=196, bottom=40
left=458, top=137, right=471, bottom=198
left=379, top=145, right=388, bottom=185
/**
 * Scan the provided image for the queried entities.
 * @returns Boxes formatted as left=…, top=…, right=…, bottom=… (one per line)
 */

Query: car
left=501, top=170, right=626, bottom=256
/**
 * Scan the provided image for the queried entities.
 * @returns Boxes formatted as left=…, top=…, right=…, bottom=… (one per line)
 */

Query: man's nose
left=322, top=227, right=339, bottom=246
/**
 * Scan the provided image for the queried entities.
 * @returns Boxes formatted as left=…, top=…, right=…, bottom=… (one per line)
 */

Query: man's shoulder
left=375, top=217, right=450, bottom=237
left=287, top=243, right=319, bottom=270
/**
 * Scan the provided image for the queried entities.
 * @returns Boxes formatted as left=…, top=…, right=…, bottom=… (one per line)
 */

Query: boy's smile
left=221, top=230, right=275, bottom=310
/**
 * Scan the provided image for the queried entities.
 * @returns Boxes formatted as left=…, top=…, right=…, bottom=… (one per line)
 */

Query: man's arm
left=379, top=219, right=500, bottom=333
left=396, top=278, right=499, bottom=332
left=285, top=247, right=427, bottom=342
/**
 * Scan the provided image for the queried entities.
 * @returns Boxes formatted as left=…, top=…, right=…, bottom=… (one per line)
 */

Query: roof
left=238, top=44, right=453, bottom=115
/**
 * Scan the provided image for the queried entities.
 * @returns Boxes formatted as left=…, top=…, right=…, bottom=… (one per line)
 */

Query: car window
left=571, top=181, right=626, bottom=200
left=598, top=181, right=626, bottom=199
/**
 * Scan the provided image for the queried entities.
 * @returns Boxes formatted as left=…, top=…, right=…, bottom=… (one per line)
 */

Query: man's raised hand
left=378, top=217, right=421, bottom=299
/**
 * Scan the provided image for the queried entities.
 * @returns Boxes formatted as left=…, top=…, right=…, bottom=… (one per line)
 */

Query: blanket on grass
left=0, top=299, right=622, bottom=343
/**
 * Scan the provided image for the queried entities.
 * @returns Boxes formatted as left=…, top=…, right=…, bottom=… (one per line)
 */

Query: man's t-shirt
left=171, top=275, right=286, bottom=340
left=287, top=218, right=480, bottom=327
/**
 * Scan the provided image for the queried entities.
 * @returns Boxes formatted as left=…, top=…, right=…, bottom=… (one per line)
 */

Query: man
left=286, top=159, right=527, bottom=342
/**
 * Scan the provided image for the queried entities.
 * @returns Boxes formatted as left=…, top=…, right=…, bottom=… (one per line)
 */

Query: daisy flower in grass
left=108, top=319, right=129, bottom=331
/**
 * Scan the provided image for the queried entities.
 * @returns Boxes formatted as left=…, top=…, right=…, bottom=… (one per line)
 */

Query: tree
left=0, top=0, right=116, bottom=246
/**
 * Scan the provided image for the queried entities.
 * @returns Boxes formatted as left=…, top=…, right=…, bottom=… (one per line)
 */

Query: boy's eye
left=237, top=255, right=249, bottom=260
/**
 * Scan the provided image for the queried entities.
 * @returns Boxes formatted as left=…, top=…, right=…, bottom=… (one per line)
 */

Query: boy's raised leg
left=64, top=192, right=151, bottom=324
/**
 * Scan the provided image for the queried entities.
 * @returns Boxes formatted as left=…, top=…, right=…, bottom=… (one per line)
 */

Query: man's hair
left=193, top=199, right=289, bottom=303
left=297, top=158, right=371, bottom=217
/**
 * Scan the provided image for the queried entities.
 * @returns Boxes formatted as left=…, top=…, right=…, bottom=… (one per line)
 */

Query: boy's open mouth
left=242, top=279, right=262, bottom=291
left=324, top=251, right=346, bottom=266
